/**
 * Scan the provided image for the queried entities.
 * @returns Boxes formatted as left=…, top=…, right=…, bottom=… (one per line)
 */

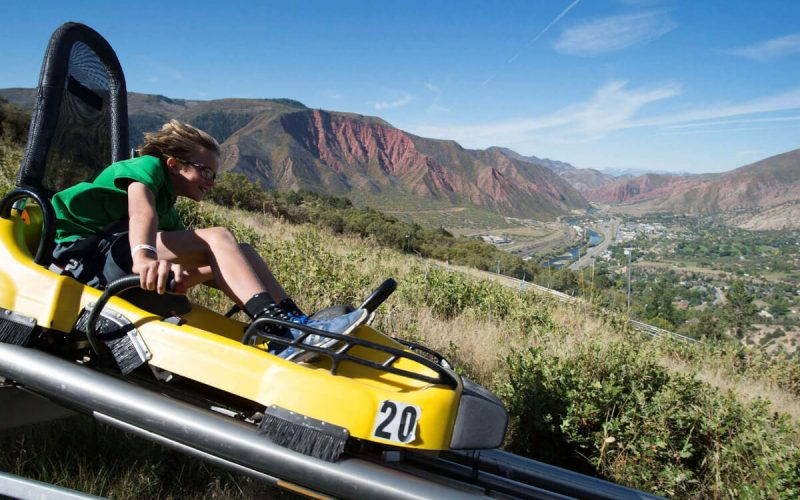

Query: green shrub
left=499, top=342, right=800, bottom=498
left=0, top=144, right=23, bottom=197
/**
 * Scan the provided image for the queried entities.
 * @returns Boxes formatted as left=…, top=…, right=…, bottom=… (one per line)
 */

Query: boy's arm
left=128, top=181, right=171, bottom=294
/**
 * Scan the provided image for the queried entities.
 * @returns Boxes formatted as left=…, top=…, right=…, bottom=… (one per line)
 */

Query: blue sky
left=2, top=0, right=800, bottom=173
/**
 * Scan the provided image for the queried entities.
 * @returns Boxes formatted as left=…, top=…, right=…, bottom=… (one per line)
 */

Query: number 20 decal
left=371, top=400, right=421, bottom=444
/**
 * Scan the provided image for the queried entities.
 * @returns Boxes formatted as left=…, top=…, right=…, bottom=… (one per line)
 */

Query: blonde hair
left=139, top=119, right=220, bottom=161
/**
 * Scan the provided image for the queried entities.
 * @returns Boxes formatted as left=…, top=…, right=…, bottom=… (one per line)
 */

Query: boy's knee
left=205, top=226, right=237, bottom=247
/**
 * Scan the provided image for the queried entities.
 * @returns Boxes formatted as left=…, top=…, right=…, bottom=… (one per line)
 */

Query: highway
left=568, top=218, right=620, bottom=271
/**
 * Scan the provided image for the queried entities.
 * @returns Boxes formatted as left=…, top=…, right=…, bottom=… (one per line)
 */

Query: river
left=543, top=228, right=601, bottom=269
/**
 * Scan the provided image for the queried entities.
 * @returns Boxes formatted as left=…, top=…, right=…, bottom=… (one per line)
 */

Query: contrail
left=508, top=0, right=582, bottom=63
left=477, top=0, right=581, bottom=91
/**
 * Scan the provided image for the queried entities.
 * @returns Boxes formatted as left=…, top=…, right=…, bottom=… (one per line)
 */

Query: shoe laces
left=288, top=312, right=309, bottom=325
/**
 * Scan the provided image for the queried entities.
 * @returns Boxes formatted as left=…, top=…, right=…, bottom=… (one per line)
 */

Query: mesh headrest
left=18, top=22, right=128, bottom=196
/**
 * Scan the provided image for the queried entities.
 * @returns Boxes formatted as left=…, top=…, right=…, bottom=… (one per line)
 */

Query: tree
left=644, top=279, right=677, bottom=327
left=722, top=280, right=757, bottom=339
left=691, top=309, right=724, bottom=341
left=767, top=295, right=790, bottom=318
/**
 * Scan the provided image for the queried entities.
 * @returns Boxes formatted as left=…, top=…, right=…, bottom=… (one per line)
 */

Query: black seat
left=1, top=22, right=129, bottom=267
left=0, top=22, right=189, bottom=317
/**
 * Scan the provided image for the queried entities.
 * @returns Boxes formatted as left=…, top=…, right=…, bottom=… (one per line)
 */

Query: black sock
left=244, top=293, right=292, bottom=346
left=244, top=293, right=279, bottom=320
left=278, top=298, right=305, bottom=317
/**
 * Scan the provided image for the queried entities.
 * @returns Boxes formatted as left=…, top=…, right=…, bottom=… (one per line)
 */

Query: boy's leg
left=156, top=228, right=298, bottom=333
left=156, top=227, right=267, bottom=305
left=240, top=243, right=290, bottom=305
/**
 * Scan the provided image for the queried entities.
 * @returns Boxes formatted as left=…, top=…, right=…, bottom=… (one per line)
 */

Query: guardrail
left=629, top=319, right=698, bottom=343
left=480, top=270, right=699, bottom=344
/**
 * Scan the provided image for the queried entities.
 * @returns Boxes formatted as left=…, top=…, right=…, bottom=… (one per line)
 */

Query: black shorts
left=52, top=225, right=133, bottom=289
left=52, top=222, right=191, bottom=316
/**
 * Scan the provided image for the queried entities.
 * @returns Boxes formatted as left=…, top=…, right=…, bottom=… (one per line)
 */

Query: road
left=568, top=217, right=620, bottom=271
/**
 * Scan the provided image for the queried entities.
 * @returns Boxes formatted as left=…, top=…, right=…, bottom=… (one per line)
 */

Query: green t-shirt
left=52, top=155, right=185, bottom=243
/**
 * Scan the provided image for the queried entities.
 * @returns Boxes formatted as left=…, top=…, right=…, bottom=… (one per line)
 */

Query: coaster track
left=0, top=343, right=661, bottom=499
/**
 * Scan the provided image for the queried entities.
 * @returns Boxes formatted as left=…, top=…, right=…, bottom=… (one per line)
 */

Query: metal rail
left=0, top=472, right=103, bottom=499
left=629, top=319, right=698, bottom=343
left=0, top=343, right=662, bottom=499
left=481, top=269, right=698, bottom=343
left=0, top=343, right=485, bottom=499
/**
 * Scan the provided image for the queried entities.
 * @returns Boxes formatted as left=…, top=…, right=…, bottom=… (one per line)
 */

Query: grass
left=384, top=203, right=516, bottom=230
left=2, top=144, right=800, bottom=498
left=0, top=416, right=297, bottom=499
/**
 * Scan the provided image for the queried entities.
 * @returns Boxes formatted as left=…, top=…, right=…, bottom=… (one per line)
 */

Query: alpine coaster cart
left=0, top=22, right=515, bottom=499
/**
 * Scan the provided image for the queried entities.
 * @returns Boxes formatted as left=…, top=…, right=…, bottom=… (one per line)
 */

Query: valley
left=4, top=86, right=798, bottom=353
left=469, top=208, right=800, bottom=354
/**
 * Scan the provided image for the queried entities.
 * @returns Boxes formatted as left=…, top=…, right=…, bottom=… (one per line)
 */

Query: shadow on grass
left=0, top=415, right=300, bottom=499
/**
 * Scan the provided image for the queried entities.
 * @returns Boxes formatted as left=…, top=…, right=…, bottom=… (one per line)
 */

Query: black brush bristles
left=258, top=406, right=349, bottom=462
left=0, top=312, right=36, bottom=347
left=74, top=308, right=147, bottom=374
left=104, top=332, right=147, bottom=375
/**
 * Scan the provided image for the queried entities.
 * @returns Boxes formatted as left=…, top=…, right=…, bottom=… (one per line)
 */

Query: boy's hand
left=132, top=253, right=172, bottom=294
left=170, top=263, right=190, bottom=294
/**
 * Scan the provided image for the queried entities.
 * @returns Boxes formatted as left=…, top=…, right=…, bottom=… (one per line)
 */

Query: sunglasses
left=178, top=159, right=217, bottom=182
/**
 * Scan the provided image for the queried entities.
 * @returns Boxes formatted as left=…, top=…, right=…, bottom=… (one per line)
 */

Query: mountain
left=598, top=167, right=695, bottom=177
left=588, top=149, right=800, bottom=229
left=559, top=168, right=620, bottom=192
left=651, top=150, right=800, bottom=218
left=488, top=148, right=624, bottom=193
left=227, top=108, right=588, bottom=218
left=0, top=88, right=588, bottom=219
left=491, top=147, right=577, bottom=173
left=581, top=173, right=697, bottom=204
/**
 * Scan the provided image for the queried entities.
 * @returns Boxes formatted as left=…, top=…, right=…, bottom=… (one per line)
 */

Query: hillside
left=490, top=146, right=578, bottom=174
left=559, top=167, right=620, bottom=191
left=0, top=88, right=588, bottom=220
left=1, top=118, right=799, bottom=497
left=582, top=172, right=701, bottom=204
left=581, top=149, right=800, bottom=229
left=655, top=149, right=800, bottom=220
left=7, top=187, right=800, bottom=498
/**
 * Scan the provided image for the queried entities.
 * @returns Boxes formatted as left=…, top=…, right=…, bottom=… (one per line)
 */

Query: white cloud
left=375, top=94, right=413, bottom=110
left=724, top=34, right=800, bottom=61
left=424, top=82, right=449, bottom=114
left=554, top=11, right=676, bottom=55
left=632, top=89, right=800, bottom=127
left=508, top=0, right=582, bottom=63
left=411, top=82, right=800, bottom=150
left=658, top=124, right=800, bottom=137
left=662, top=114, right=800, bottom=130
left=412, top=80, right=680, bottom=146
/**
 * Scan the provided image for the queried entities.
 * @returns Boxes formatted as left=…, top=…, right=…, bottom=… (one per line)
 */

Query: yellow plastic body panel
left=0, top=213, right=462, bottom=450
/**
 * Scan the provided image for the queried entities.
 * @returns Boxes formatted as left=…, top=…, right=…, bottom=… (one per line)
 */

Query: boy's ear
left=165, top=157, right=180, bottom=170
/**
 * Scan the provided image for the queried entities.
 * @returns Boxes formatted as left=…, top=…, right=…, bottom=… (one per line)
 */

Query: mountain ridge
left=0, top=87, right=588, bottom=220
left=3, top=87, right=798, bottom=228
left=583, top=149, right=800, bottom=229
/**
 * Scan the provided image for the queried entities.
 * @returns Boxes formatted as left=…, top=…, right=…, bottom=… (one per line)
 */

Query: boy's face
left=166, top=147, right=219, bottom=201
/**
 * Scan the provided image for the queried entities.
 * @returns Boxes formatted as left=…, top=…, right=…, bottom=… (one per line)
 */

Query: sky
left=2, top=0, right=800, bottom=174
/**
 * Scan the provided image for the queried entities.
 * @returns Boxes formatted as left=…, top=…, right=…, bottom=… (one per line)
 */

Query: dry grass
left=373, top=305, right=508, bottom=385
left=661, top=355, right=800, bottom=421
left=224, top=205, right=800, bottom=426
